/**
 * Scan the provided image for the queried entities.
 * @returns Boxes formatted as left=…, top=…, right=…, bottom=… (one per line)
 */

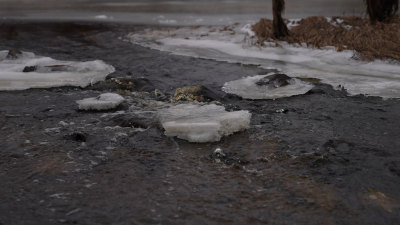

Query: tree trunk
left=365, top=0, right=398, bottom=23
left=272, top=0, right=289, bottom=38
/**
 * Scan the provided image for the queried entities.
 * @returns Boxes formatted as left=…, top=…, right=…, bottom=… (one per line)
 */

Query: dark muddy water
left=1, top=0, right=364, bottom=25
left=0, top=22, right=400, bottom=225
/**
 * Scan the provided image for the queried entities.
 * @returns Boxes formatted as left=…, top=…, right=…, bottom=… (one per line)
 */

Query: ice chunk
left=158, top=104, right=251, bottom=143
left=76, top=93, right=125, bottom=111
left=223, top=74, right=314, bottom=99
left=0, top=50, right=114, bottom=91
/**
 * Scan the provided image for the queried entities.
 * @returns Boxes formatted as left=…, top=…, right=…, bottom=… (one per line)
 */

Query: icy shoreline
left=128, top=23, right=400, bottom=99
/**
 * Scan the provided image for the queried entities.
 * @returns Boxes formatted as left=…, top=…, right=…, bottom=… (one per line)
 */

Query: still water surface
left=1, top=0, right=364, bottom=25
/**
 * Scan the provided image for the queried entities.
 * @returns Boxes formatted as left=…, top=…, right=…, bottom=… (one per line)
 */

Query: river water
left=1, top=1, right=400, bottom=224
left=1, top=0, right=364, bottom=25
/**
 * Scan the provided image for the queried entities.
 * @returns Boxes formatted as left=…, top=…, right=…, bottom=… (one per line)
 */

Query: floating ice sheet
left=223, top=74, right=314, bottom=99
left=128, top=24, right=400, bottom=99
left=158, top=104, right=251, bottom=143
left=76, top=93, right=125, bottom=111
left=0, top=50, right=115, bottom=91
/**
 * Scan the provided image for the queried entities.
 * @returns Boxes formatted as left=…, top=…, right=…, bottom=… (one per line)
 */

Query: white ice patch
left=223, top=74, right=313, bottom=99
left=287, top=19, right=301, bottom=29
left=240, top=24, right=255, bottom=37
left=127, top=25, right=400, bottom=99
left=0, top=50, right=115, bottom=91
left=158, top=104, right=251, bottom=143
left=76, top=93, right=125, bottom=111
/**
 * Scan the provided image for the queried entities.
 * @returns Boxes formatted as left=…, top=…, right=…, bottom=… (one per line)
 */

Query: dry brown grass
left=253, top=15, right=400, bottom=61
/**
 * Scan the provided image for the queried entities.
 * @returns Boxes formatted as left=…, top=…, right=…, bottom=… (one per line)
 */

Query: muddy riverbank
left=0, top=21, right=400, bottom=225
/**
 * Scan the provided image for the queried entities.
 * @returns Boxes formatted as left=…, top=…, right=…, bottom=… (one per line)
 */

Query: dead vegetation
left=253, top=15, right=400, bottom=61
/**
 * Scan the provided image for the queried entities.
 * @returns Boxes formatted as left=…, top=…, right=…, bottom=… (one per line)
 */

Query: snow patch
left=240, top=24, right=255, bottom=37
left=287, top=19, right=301, bottom=29
left=158, top=104, right=251, bottom=143
left=0, top=50, right=115, bottom=91
left=223, top=74, right=314, bottom=99
left=76, top=93, right=125, bottom=111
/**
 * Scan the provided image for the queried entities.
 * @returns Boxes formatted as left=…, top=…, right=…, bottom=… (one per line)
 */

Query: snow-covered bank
left=0, top=50, right=114, bottom=91
left=128, top=24, right=400, bottom=99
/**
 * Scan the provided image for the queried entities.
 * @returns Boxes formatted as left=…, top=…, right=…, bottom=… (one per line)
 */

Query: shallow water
left=1, top=0, right=364, bottom=25
left=0, top=21, right=399, bottom=225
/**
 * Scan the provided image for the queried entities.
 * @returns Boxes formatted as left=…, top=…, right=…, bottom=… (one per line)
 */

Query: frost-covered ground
left=127, top=23, right=400, bottom=99
left=0, top=22, right=400, bottom=225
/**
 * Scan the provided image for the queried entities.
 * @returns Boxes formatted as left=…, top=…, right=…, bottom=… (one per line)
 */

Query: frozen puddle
left=0, top=50, right=115, bottom=90
left=158, top=103, right=251, bottom=143
left=223, top=73, right=314, bottom=99
left=128, top=24, right=400, bottom=99
left=77, top=93, right=125, bottom=111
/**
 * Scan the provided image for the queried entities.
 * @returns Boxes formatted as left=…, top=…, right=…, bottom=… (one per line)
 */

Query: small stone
left=23, top=66, right=37, bottom=72
left=68, top=132, right=87, bottom=142
left=256, top=73, right=292, bottom=88
left=6, top=49, right=23, bottom=59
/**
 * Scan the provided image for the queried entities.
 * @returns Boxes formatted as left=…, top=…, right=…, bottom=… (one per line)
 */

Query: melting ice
left=158, top=103, right=251, bottom=143
left=0, top=50, right=114, bottom=91
left=223, top=73, right=314, bottom=99
left=128, top=23, right=400, bottom=99
left=77, top=93, right=125, bottom=111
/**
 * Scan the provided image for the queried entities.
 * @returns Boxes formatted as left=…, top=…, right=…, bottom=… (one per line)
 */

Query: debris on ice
left=158, top=104, right=251, bottom=143
left=0, top=50, right=115, bottom=91
left=76, top=93, right=125, bottom=111
left=223, top=73, right=314, bottom=99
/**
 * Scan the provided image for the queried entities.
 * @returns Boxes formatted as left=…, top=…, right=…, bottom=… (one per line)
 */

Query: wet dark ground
left=0, top=21, right=400, bottom=225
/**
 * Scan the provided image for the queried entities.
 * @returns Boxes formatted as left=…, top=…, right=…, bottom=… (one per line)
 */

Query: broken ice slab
left=222, top=73, right=314, bottom=100
left=158, top=103, right=251, bottom=143
left=0, top=50, right=115, bottom=90
left=76, top=93, right=125, bottom=111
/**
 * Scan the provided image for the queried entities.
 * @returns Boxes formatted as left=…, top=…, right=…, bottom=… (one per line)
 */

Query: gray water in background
left=0, top=0, right=365, bottom=25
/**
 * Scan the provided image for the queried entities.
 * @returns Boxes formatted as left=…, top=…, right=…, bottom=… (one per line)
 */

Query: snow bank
left=223, top=74, right=314, bottom=99
left=77, top=93, right=125, bottom=111
left=158, top=104, right=251, bottom=142
left=0, top=50, right=115, bottom=91
left=127, top=24, right=400, bottom=99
